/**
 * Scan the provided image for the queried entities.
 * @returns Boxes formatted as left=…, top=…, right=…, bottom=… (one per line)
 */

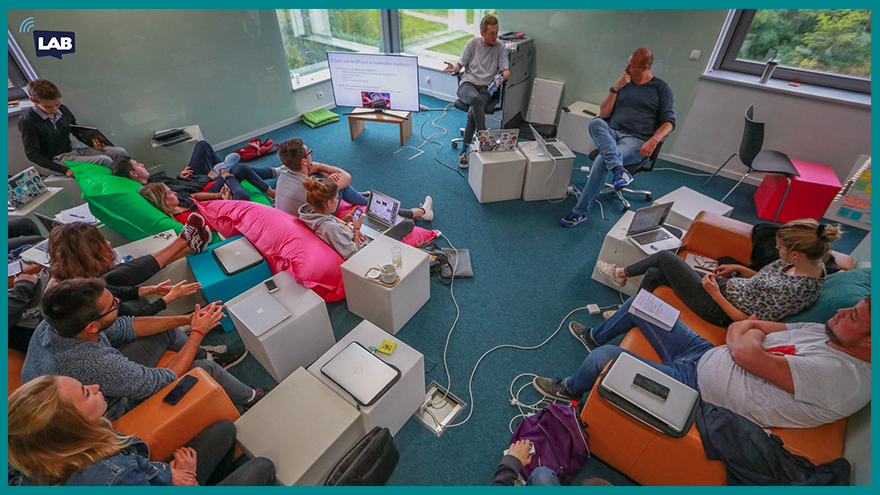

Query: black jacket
left=18, top=104, right=77, bottom=175
left=490, top=455, right=525, bottom=486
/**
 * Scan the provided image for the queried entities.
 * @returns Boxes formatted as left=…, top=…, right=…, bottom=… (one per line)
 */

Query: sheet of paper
left=628, top=289, right=680, bottom=331
left=55, top=203, right=97, bottom=224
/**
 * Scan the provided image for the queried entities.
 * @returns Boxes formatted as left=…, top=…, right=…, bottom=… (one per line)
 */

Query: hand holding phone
left=353, top=209, right=362, bottom=220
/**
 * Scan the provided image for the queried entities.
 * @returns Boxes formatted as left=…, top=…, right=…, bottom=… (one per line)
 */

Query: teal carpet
left=207, top=95, right=867, bottom=486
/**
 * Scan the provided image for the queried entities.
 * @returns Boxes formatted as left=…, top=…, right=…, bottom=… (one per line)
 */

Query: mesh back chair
left=450, top=71, right=505, bottom=149
left=589, top=136, right=667, bottom=212
left=702, top=105, right=799, bottom=220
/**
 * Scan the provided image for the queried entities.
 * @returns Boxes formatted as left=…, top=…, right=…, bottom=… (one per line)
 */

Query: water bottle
left=488, top=71, right=504, bottom=95
left=759, top=59, right=779, bottom=83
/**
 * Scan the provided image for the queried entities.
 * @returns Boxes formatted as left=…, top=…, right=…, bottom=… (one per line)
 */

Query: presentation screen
left=327, top=52, right=420, bottom=112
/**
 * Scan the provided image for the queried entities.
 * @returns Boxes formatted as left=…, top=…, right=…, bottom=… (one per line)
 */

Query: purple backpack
left=511, top=404, right=590, bottom=485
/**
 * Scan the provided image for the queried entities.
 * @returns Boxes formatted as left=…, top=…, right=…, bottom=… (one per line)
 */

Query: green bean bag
left=68, top=161, right=269, bottom=242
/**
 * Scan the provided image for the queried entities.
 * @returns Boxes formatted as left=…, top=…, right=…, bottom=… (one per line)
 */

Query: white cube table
left=308, top=320, right=425, bottom=436
left=654, top=186, right=734, bottom=231
left=340, top=235, right=430, bottom=335
left=235, top=367, right=364, bottom=486
left=557, top=101, right=600, bottom=155
left=518, top=141, right=574, bottom=201
left=228, top=272, right=335, bottom=382
left=113, top=230, right=206, bottom=316
left=8, top=187, right=75, bottom=236
left=151, top=125, right=203, bottom=178
left=468, top=144, right=527, bottom=203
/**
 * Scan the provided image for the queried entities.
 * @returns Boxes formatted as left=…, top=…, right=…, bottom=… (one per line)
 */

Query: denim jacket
left=9, top=437, right=173, bottom=486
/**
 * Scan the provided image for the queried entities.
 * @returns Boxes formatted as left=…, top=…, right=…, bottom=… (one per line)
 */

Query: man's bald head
left=631, top=48, right=654, bottom=69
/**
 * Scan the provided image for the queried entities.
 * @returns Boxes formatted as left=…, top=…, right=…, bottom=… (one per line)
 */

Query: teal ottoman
left=188, top=235, right=272, bottom=331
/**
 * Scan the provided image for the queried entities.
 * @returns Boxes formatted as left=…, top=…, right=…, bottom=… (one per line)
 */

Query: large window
left=8, top=29, right=36, bottom=102
left=716, top=9, right=871, bottom=93
left=399, top=9, right=497, bottom=65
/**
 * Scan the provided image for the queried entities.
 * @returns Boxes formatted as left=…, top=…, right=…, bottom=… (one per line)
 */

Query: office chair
left=450, top=71, right=505, bottom=149
left=702, top=105, right=799, bottom=219
left=589, top=136, right=666, bottom=212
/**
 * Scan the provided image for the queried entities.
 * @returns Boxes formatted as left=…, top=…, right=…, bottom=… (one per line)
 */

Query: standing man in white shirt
left=444, top=14, right=510, bottom=169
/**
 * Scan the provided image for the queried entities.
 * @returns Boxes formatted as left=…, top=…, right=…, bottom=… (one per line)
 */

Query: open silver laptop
left=359, top=190, right=404, bottom=241
left=212, top=237, right=264, bottom=276
left=20, top=239, right=50, bottom=266
left=600, top=353, right=698, bottom=434
left=476, top=129, right=519, bottom=152
left=627, top=203, right=681, bottom=254
left=320, top=342, right=401, bottom=407
left=228, top=290, right=291, bottom=337
left=529, top=124, right=575, bottom=159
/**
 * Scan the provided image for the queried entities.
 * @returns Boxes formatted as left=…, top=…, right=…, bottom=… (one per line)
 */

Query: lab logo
left=33, top=30, right=75, bottom=59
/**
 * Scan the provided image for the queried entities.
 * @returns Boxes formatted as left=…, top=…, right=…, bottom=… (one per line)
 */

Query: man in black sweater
left=17, top=79, right=127, bottom=177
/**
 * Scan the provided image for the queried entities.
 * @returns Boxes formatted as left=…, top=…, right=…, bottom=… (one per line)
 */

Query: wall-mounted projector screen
left=327, top=52, right=420, bottom=112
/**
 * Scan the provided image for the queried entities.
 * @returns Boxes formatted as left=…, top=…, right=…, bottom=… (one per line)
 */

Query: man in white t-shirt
left=533, top=295, right=871, bottom=429
left=444, top=14, right=510, bottom=169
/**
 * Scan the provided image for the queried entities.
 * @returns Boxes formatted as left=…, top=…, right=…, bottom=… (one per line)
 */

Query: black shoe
left=209, top=347, right=248, bottom=369
left=243, top=388, right=265, bottom=410
left=533, top=377, right=580, bottom=402
left=459, top=152, right=469, bottom=169
left=569, top=321, right=600, bottom=352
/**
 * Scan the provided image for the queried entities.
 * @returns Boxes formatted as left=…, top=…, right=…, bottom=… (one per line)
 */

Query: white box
left=235, top=368, right=364, bottom=486
left=526, top=77, right=564, bottom=125
left=557, top=101, right=601, bottom=156
left=228, top=272, right=335, bottom=382
left=113, top=230, right=206, bottom=316
left=340, top=236, right=430, bottom=334
left=9, top=187, right=75, bottom=236
left=653, top=186, right=734, bottom=231
left=518, top=141, right=574, bottom=201
left=308, top=320, right=424, bottom=436
left=151, top=125, right=203, bottom=178
left=468, top=144, right=527, bottom=203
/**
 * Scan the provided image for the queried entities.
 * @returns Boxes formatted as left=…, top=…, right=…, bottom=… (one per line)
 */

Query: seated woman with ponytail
left=8, top=375, right=275, bottom=487
left=592, top=219, right=842, bottom=326
left=299, top=177, right=437, bottom=259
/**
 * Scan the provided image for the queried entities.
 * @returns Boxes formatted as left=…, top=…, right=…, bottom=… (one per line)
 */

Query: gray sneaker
left=568, top=321, right=600, bottom=351
left=533, top=377, right=580, bottom=402
left=596, top=260, right=627, bottom=288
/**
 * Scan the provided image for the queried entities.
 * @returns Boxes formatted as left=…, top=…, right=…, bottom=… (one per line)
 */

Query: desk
left=347, top=110, right=412, bottom=146
left=653, top=186, right=734, bottom=230
left=8, top=187, right=75, bottom=236
left=151, top=125, right=203, bottom=178
left=468, top=144, right=527, bottom=203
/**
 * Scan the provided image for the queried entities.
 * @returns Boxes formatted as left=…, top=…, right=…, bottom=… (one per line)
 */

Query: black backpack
left=324, top=427, right=399, bottom=486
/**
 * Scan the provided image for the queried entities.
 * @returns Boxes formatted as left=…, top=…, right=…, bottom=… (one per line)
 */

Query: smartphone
left=353, top=209, right=362, bottom=220
left=162, top=375, right=199, bottom=405
left=264, top=279, right=279, bottom=293
left=632, top=373, right=670, bottom=401
left=8, top=260, right=23, bottom=278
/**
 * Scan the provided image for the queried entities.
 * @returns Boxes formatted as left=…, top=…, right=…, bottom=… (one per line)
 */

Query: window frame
left=715, top=9, right=870, bottom=94
left=8, top=29, right=38, bottom=101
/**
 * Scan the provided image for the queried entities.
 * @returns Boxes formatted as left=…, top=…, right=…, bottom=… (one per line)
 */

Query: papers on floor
left=628, top=289, right=680, bottom=331
left=55, top=203, right=97, bottom=224
left=685, top=254, right=718, bottom=275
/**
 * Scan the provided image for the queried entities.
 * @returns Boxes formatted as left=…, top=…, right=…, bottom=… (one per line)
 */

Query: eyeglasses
left=95, top=297, right=120, bottom=321
left=306, top=149, right=313, bottom=157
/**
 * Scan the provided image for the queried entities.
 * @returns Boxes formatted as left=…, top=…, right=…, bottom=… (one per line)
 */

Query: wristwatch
left=609, top=87, right=619, bottom=94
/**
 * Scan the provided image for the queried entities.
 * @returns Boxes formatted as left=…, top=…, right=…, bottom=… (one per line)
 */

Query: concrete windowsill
left=701, top=69, right=870, bottom=109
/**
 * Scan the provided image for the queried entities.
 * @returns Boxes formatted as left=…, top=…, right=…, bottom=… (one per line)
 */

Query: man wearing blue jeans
left=534, top=295, right=872, bottom=429
left=561, top=47, right=675, bottom=227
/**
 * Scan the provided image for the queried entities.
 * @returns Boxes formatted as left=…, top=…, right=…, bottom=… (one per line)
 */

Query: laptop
left=228, top=290, right=292, bottom=337
left=359, top=190, right=404, bottom=241
left=476, top=129, right=519, bottom=152
left=600, top=353, right=698, bottom=434
left=627, top=203, right=682, bottom=254
left=8, top=167, right=48, bottom=210
left=212, top=237, right=264, bottom=276
left=20, top=239, right=50, bottom=266
left=320, top=342, right=401, bottom=407
left=34, top=212, right=63, bottom=234
left=528, top=124, right=575, bottom=159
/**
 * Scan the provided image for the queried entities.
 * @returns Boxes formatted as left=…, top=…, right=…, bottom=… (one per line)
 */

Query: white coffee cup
left=380, top=264, right=397, bottom=283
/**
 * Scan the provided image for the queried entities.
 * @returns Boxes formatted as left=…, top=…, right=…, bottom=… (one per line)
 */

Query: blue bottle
left=488, top=72, right=504, bottom=95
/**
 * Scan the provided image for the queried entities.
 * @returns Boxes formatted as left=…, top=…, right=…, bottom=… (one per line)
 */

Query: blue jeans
left=205, top=164, right=272, bottom=200
left=527, top=467, right=560, bottom=486
left=338, top=185, right=368, bottom=207
left=571, top=119, right=647, bottom=216
left=563, top=296, right=714, bottom=396
left=188, top=141, right=275, bottom=181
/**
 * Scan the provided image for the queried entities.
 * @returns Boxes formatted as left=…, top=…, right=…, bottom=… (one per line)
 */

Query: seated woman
left=298, top=177, right=433, bottom=259
left=46, top=223, right=203, bottom=316
left=8, top=375, right=275, bottom=486
left=590, top=219, right=841, bottom=327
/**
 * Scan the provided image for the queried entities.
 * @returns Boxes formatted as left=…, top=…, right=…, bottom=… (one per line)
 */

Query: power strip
left=587, top=303, right=601, bottom=315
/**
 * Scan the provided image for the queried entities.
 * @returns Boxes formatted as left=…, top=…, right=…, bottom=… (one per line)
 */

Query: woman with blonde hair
left=585, top=218, right=841, bottom=331
left=139, top=182, right=225, bottom=233
left=8, top=375, right=275, bottom=486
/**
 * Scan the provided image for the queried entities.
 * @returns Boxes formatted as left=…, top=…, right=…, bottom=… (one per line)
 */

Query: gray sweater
left=298, top=204, right=364, bottom=259
left=21, top=317, right=178, bottom=420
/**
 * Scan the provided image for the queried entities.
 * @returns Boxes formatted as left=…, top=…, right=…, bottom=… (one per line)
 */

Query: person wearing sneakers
left=560, top=48, right=675, bottom=227
left=181, top=139, right=281, bottom=182
left=591, top=219, right=839, bottom=327
left=112, top=152, right=276, bottom=203
left=299, top=177, right=431, bottom=259
left=534, top=296, right=871, bottom=430
left=138, top=182, right=228, bottom=237
left=22, top=278, right=263, bottom=420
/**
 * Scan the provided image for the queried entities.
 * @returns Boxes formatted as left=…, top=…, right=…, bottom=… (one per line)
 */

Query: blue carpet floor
left=207, top=95, right=867, bottom=486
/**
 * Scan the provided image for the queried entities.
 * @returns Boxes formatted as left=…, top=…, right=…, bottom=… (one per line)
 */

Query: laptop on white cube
left=627, top=203, right=682, bottom=254
left=528, top=124, right=575, bottom=160
left=359, top=190, right=405, bottom=241
left=228, top=290, right=292, bottom=337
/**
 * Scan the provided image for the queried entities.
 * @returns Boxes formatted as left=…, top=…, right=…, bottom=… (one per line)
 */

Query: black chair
left=588, top=137, right=666, bottom=212
left=450, top=71, right=505, bottom=149
left=702, top=105, right=799, bottom=219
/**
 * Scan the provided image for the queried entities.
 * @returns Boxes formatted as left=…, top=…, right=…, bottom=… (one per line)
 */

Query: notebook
left=627, top=203, right=681, bottom=254
left=320, top=342, right=401, bottom=407
left=228, top=290, right=291, bottom=337
left=212, top=237, right=264, bottom=276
